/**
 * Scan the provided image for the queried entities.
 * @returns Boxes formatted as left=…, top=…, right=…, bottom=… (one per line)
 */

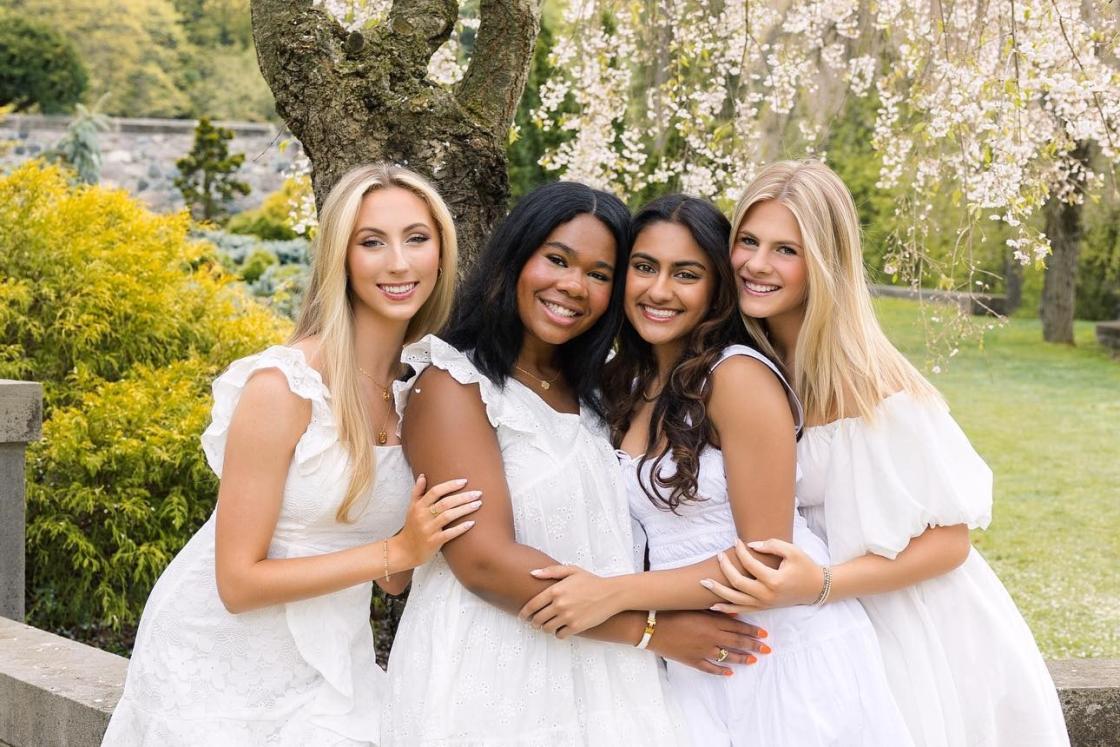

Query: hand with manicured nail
left=395, top=474, right=483, bottom=571
left=704, top=538, right=825, bottom=613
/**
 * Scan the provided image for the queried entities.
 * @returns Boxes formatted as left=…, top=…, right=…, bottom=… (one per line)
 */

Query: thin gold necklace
left=514, top=363, right=561, bottom=391
left=358, top=367, right=394, bottom=445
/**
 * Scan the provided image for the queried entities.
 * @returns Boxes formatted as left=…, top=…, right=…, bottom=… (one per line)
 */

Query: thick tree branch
left=386, top=0, right=458, bottom=75
left=251, top=0, right=346, bottom=140
left=456, top=0, right=540, bottom=134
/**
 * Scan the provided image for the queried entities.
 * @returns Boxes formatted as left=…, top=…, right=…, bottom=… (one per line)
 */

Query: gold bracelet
left=812, top=565, right=832, bottom=606
left=382, top=539, right=391, bottom=582
left=635, top=609, right=657, bottom=650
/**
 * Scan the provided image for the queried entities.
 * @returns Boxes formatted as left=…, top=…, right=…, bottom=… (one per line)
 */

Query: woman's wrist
left=384, top=535, right=417, bottom=578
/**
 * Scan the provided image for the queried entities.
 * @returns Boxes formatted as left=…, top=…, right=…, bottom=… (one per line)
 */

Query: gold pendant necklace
left=514, top=363, right=561, bottom=391
left=358, top=366, right=394, bottom=444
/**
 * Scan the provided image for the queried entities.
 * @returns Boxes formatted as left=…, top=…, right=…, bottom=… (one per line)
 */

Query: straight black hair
left=443, top=181, right=632, bottom=419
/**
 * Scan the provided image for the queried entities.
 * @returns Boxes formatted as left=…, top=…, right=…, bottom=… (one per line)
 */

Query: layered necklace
left=358, top=366, right=394, bottom=445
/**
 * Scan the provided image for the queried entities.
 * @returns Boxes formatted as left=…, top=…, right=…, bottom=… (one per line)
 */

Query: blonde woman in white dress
left=103, top=164, right=481, bottom=746
left=705, top=160, right=1069, bottom=746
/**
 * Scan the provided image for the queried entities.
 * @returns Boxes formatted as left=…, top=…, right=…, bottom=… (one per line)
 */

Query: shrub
left=0, top=162, right=289, bottom=649
left=175, top=117, right=251, bottom=221
left=227, top=180, right=303, bottom=240
left=0, top=14, right=88, bottom=114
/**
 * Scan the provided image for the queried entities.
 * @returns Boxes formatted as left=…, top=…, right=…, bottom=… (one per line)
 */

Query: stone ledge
left=1049, top=659, right=1120, bottom=747
left=870, top=283, right=1008, bottom=316
left=0, top=618, right=126, bottom=747
left=0, top=617, right=1115, bottom=746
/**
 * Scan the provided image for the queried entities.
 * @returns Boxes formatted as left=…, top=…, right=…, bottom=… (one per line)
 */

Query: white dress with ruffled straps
left=797, top=391, right=1069, bottom=746
left=103, top=346, right=411, bottom=746
left=625, top=345, right=913, bottom=747
left=381, top=335, right=684, bottom=746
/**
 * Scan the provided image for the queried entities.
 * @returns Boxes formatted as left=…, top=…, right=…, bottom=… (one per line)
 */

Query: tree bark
left=1002, top=254, right=1023, bottom=314
left=1040, top=142, right=1090, bottom=344
left=250, top=0, right=541, bottom=266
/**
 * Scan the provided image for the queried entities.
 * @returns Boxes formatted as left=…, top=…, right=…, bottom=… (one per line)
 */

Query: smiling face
left=515, top=213, right=617, bottom=348
left=624, top=221, right=714, bottom=353
left=730, top=199, right=808, bottom=324
left=346, top=186, right=441, bottom=324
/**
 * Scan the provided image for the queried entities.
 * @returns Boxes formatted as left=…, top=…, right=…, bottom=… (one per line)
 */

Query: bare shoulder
left=403, top=365, right=491, bottom=434
left=708, top=355, right=792, bottom=432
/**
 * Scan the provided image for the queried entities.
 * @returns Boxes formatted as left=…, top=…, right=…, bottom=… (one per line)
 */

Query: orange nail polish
left=758, top=628, right=769, bottom=638
left=747, top=655, right=758, bottom=665
left=759, top=644, right=772, bottom=654
left=723, top=670, right=734, bottom=677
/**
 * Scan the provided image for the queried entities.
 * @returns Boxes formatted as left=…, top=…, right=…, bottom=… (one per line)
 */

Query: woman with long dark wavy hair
left=518, top=194, right=911, bottom=745
left=381, top=182, right=766, bottom=745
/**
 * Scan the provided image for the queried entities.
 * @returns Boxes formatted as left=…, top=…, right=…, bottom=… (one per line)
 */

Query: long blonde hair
left=729, top=160, right=937, bottom=424
left=291, top=163, right=458, bottom=521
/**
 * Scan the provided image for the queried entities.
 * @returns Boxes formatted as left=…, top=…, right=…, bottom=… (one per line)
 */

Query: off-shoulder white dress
left=103, top=346, right=412, bottom=746
left=381, top=335, right=684, bottom=746
left=797, top=392, right=1069, bottom=746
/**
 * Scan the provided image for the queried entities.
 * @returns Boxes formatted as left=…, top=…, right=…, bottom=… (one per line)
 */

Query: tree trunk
left=250, top=0, right=541, bottom=267
left=1040, top=142, right=1090, bottom=343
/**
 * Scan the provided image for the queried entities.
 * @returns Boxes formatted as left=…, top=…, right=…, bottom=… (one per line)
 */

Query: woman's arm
left=214, top=369, right=480, bottom=614
left=704, top=524, right=971, bottom=614
left=520, top=357, right=796, bottom=632
left=402, top=366, right=767, bottom=671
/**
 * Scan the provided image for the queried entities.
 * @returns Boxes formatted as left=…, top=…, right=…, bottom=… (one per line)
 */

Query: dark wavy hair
left=603, top=194, right=764, bottom=512
left=443, top=181, right=631, bottom=420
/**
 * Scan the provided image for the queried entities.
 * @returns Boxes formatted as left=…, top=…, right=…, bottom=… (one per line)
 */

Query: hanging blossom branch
left=532, top=0, right=1119, bottom=286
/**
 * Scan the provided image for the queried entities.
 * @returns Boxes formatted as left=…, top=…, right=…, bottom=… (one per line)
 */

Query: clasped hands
left=518, top=537, right=825, bottom=638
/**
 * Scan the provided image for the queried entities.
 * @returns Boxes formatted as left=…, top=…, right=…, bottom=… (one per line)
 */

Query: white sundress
left=381, top=334, right=684, bottom=746
left=797, top=391, right=1070, bottom=746
left=624, top=345, right=913, bottom=747
left=103, top=346, right=413, bottom=746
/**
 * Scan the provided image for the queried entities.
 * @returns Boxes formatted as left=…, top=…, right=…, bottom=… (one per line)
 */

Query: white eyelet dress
left=624, top=345, right=913, bottom=747
left=797, top=391, right=1069, bottom=746
left=381, top=335, right=685, bottom=747
left=102, top=346, right=412, bottom=746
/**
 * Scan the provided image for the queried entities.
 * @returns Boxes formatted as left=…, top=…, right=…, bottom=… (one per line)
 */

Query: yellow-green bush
left=0, top=162, right=290, bottom=649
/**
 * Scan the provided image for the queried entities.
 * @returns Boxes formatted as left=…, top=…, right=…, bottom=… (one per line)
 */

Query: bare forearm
left=829, top=524, right=971, bottom=602
left=219, top=533, right=416, bottom=613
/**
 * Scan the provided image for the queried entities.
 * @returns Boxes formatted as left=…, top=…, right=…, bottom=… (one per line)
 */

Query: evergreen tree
left=174, top=117, right=251, bottom=221
left=46, top=97, right=110, bottom=184
left=0, top=14, right=87, bottom=114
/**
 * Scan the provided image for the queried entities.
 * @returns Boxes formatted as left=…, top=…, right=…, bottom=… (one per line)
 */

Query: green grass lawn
left=875, top=297, right=1120, bottom=658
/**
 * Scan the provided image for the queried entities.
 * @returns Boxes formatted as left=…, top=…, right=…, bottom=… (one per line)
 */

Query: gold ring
left=430, top=506, right=440, bottom=517
left=715, top=648, right=729, bottom=663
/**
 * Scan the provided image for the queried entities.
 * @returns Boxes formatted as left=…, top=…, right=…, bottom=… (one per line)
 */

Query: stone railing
left=870, top=283, right=1008, bottom=316
left=1096, top=320, right=1120, bottom=353
left=0, top=380, right=1117, bottom=746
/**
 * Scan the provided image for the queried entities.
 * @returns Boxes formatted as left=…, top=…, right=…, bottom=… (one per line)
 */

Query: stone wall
left=0, top=114, right=302, bottom=214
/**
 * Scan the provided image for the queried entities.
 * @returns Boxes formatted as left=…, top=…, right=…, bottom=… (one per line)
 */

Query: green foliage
left=239, top=248, right=277, bottom=283
left=0, top=162, right=289, bottom=646
left=194, top=227, right=310, bottom=319
left=9, top=0, right=194, bottom=117
left=0, top=13, right=87, bottom=113
left=175, top=117, right=251, bottom=221
left=44, top=99, right=110, bottom=184
left=1076, top=200, right=1120, bottom=321
left=507, top=17, right=572, bottom=201
left=227, top=181, right=302, bottom=240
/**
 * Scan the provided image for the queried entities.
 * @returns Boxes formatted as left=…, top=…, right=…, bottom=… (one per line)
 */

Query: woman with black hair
left=517, top=195, right=911, bottom=745
left=382, top=183, right=766, bottom=745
